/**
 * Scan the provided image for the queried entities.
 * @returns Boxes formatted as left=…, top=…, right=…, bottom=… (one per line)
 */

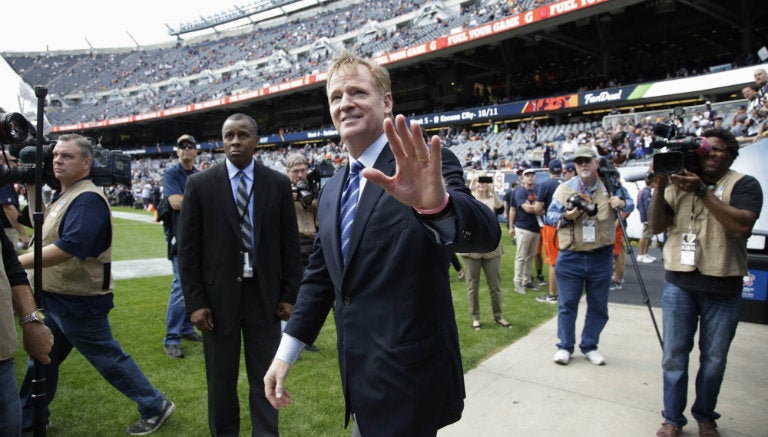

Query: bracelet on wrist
left=415, top=192, right=450, bottom=215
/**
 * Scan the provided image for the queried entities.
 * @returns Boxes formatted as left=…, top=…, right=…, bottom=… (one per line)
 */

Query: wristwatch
left=695, top=185, right=715, bottom=198
left=19, top=309, right=45, bottom=325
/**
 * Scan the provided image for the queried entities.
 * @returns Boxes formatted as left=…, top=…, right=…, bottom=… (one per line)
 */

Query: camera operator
left=648, top=128, right=762, bottom=437
left=17, top=134, right=175, bottom=435
left=284, top=153, right=320, bottom=353
left=545, top=147, right=631, bottom=366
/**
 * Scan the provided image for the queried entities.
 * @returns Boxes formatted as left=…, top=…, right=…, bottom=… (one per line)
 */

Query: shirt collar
left=226, top=159, right=254, bottom=180
left=349, top=133, right=387, bottom=170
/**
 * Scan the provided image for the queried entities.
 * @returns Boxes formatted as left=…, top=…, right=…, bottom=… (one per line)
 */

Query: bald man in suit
left=179, top=113, right=301, bottom=437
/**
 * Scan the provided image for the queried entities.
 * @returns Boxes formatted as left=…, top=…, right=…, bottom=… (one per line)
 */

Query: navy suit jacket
left=285, top=146, right=500, bottom=436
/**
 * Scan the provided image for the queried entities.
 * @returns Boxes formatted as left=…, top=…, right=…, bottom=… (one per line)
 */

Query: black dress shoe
left=181, top=332, right=203, bottom=342
left=305, top=344, right=320, bottom=352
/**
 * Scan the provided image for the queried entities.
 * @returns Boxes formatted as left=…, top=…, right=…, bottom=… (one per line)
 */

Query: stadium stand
left=2, top=0, right=767, bottom=188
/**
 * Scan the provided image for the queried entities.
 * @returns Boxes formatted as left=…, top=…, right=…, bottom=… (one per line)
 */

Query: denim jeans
left=660, top=281, right=741, bottom=428
left=164, top=256, right=196, bottom=346
left=0, top=358, right=21, bottom=437
left=19, top=303, right=164, bottom=429
left=555, top=246, right=612, bottom=354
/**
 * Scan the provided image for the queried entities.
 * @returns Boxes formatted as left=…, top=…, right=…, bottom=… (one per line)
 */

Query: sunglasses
left=574, top=158, right=592, bottom=165
left=179, top=143, right=196, bottom=150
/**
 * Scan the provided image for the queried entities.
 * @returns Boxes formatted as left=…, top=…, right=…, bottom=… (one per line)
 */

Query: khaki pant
left=514, top=227, right=540, bottom=287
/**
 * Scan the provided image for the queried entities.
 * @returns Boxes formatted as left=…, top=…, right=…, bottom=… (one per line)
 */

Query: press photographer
left=285, top=153, right=324, bottom=266
left=648, top=127, right=762, bottom=437
left=545, top=146, right=632, bottom=366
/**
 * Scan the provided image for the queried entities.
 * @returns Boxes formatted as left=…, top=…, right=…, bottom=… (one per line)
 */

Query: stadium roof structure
left=4, top=0, right=768, bottom=149
left=166, top=0, right=328, bottom=36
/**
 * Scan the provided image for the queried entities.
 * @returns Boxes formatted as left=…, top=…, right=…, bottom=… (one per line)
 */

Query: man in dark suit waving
left=179, top=113, right=302, bottom=437
left=264, top=51, right=501, bottom=436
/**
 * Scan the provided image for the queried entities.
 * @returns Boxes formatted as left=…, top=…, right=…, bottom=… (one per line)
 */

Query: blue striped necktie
left=340, top=161, right=364, bottom=263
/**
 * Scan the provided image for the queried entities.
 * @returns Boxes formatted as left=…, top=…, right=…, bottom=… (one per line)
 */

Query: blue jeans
left=660, top=281, right=741, bottom=428
left=555, top=247, right=612, bottom=354
left=19, top=303, right=164, bottom=429
left=0, top=359, right=21, bottom=437
left=164, top=256, right=195, bottom=346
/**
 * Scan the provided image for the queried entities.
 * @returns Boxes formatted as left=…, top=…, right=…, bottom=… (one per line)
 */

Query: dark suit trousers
left=203, top=279, right=281, bottom=437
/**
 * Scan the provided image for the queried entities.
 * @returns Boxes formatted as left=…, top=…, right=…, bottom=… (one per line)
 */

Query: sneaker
left=536, top=276, right=547, bottom=287
left=126, top=397, right=176, bottom=435
left=584, top=350, right=606, bottom=365
left=525, top=282, right=537, bottom=290
left=609, top=280, right=623, bottom=290
left=553, top=349, right=571, bottom=365
left=457, top=270, right=465, bottom=280
left=698, top=419, right=719, bottom=437
left=656, top=422, right=681, bottom=437
left=181, top=332, right=203, bottom=342
left=514, top=283, right=526, bottom=295
left=536, top=294, right=558, bottom=304
left=637, top=254, right=654, bottom=263
left=163, top=344, right=184, bottom=359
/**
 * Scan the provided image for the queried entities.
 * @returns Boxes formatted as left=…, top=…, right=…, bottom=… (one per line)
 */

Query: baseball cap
left=548, top=159, right=562, bottom=173
left=573, top=146, right=597, bottom=159
left=563, top=163, right=576, bottom=173
left=177, top=134, right=197, bottom=145
left=522, top=168, right=536, bottom=176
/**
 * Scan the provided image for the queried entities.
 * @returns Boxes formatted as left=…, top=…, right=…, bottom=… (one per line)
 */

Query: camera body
left=651, top=122, right=711, bottom=176
left=293, top=179, right=315, bottom=208
left=17, top=142, right=132, bottom=189
left=293, top=161, right=335, bottom=209
left=566, top=192, right=598, bottom=216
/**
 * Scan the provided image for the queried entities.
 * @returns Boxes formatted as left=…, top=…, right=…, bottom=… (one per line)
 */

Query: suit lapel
left=250, top=164, right=267, bottom=251
left=324, top=167, right=346, bottom=277
left=214, top=164, right=241, bottom=238
left=344, top=146, right=394, bottom=267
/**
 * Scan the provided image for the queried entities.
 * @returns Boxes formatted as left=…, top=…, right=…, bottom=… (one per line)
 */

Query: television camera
left=650, top=121, right=711, bottom=177
left=0, top=112, right=131, bottom=189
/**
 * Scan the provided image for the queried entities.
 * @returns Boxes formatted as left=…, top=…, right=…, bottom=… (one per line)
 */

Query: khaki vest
left=663, top=170, right=748, bottom=277
left=0, top=257, right=16, bottom=360
left=29, top=180, right=114, bottom=296
left=554, top=180, right=615, bottom=251
left=294, top=200, right=317, bottom=239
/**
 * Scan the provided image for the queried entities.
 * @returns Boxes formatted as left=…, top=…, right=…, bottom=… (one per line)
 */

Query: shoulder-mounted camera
left=650, top=120, right=710, bottom=176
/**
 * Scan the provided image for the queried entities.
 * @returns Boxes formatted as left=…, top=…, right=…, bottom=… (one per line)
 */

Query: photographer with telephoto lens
left=546, top=146, right=631, bottom=367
